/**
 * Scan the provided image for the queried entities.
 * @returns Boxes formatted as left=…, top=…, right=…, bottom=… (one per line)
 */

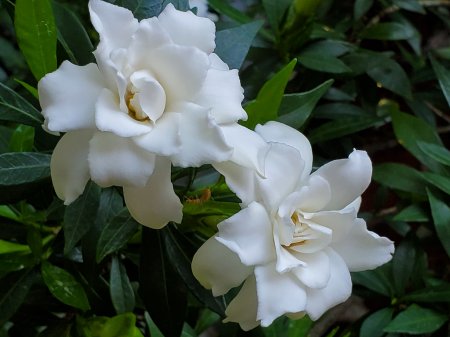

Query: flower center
left=285, top=212, right=309, bottom=247
left=125, top=89, right=149, bottom=122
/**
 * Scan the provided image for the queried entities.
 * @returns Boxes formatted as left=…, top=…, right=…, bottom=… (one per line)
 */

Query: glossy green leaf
left=430, top=55, right=450, bottom=107
left=63, top=181, right=101, bottom=254
left=52, top=1, right=94, bottom=65
left=110, top=256, right=135, bottom=314
left=0, top=152, right=50, bottom=186
left=352, top=264, right=393, bottom=297
left=215, top=21, right=263, bottom=70
left=367, top=58, right=412, bottom=99
left=391, top=110, right=444, bottom=172
left=360, top=22, right=416, bottom=40
left=14, top=79, right=39, bottom=99
left=9, top=125, right=35, bottom=152
left=96, top=208, right=139, bottom=263
left=418, top=142, right=450, bottom=166
left=423, top=172, right=450, bottom=195
left=277, top=79, right=333, bottom=128
left=393, top=204, right=429, bottom=222
left=15, top=0, right=57, bottom=80
left=0, top=252, right=36, bottom=272
left=298, top=53, right=352, bottom=74
left=0, top=240, right=29, bottom=254
left=360, top=307, right=394, bottom=337
left=100, top=313, right=143, bottom=337
left=384, top=304, right=447, bottom=334
left=402, top=284, right=450, bottom=303
left=428, top=189, right=450, bottom=258
left=373, top=163, right=426, bottom=195
left=0, top=269, right=37, bottom=324
left=244, top=59, right=297, bottom=129
left=41, top=261, right=90, bottom=311
left=0, top=82, right=43, bottom=126
left=354, top=0, right=374, bottom=20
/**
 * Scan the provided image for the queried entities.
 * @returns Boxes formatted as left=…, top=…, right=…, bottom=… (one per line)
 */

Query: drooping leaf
left=63, top=181, right=101, bottom=255
left=372, top=163, right=426, bottom=195
left=360, top=22, right=416, bottom=40
left=430, top=55, right=450, bottom=107
left=244, top=59, right=297, bottom=129
left=0, top=152, right=50, bottom=186
left=110, top=256, right=135, bottom=314
left=41, top=261, right=90, bottom=311
left=418, top=141, right=450, bottom=166
left=215, top=21, right=263, bottom=70
left=360, top=307, right=394, bottom=337
left=428, top=189, right=450, bottom=258
left=277, top=79, right=333, bottom=128
left=15, top=0, right=57, bottom=80
left=422, top=172, right=450, bottom=195
left=0, top=82, right=43, bottom=126
left=384, top=304, right=447, bottom=334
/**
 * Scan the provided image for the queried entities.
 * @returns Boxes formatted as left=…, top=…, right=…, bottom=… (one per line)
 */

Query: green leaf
left=360, top=22, right=416, bottom=40
left=14, top=79, right=39, bottom=99
left=423, top=172, right=450, bottom=195
left=243, top=59, right=297, bottom=129
left=0, top=152, right=50, bottom=186
left=391, top=110, right=444, bottom=172
left=372, top=163, right=426, bottom=195
left=208, top=0, right=252, bottom=24
left=9, top=124, right=35, bottom=152
left=144, top=312, right=164, bottom=337
left=360, top=308, right=394, bottom=337
left=392, top=238, right=416, bottom=296
left=430, top=55, right=450, bottom=107
left=110, top=0, right=162, bottom=20
left=262, top=0, right=291, bottom=34
left=393, top=0, right=426, bottom=14
left=0, top=240, right=30, bottom=254
left=287, top=316, right=314, bottom=337
left=100, top=313, right=142, bottom=337
left=0, top=82, right=43, bottom=126
left=15, top=0, right=57, bottom=80
left=298, top=53, right=352, bottom=74
left=63, top=181, right=101, bottom=255
left=393, top=204, right=429, bottom=222
left=384, top=304, right=447, bottom=334
left=367, top=58, right=412, bottom=99
left=96, top=208, right=139, bottom=263
left=0, top=269, right=37, bottom=324
left=215, top=21, right=263, bottom=70
left=402, top=284, right=450, bottom=303
left=41, top=261, right=90, bottom=311
left=418, top=142, right=450, bottom=166
left=277, top=79, right=333, bottom=128
left=352, top=264, right=393, bottom=296
left=52, top=1, right=94, bottom=65
left=0, top=252, right=36, bottom=272
left=428, top=189, right=450, bottom=258
left=314, top=103, right=369, bottom=119
left=110, top=256, right=135, bottom=314
left=354, top=0, right=374, bottom=20
left=139, top=228, right=187, bottom=337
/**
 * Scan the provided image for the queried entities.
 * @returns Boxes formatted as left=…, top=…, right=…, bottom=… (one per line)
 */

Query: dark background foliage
left=0, top=0, right=449, bottom=336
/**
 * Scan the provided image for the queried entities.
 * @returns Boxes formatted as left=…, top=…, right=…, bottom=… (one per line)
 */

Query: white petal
left=257, top=143, right=304, bottom=210
left=168, top=103, right=232, bottom=167
left=88, top=132, right=156, bottom=187
left=195, top=67, right=246, bottom=123
left=255, top=263, right=307, bottom=327
left=95, top=89, right=152, bottom=137
left=147, top=44, right=209, bottom=104
left=312, top=150, right=372, bottom=211
left=219, top=124, right=268, bottom=174
left=224, top=275, right=260, bottom=331
left=305, top=248, right=352, bottom=320
left=291, top=251, right=330, bottom=289
left=331, top=218, right=394, bottom=272
left=133, top=112, right=181, bottom=157
left=192, top=237, right=252, bottom=296
left=50, top=130, right=93, bottom=204
left=158, top=3, right=216, bottom=53
left=256, top=121, right=313, bottom=182
left=38, top=61, right=104, bottom=132
left=217, top=202, right=275, bottom=266
left=123, top=157, right=182, bottom=229
left=289, top=222, right=332, bottom=254
left=89, top=0, right=138, bottom=55
left=209, top=53, right=229, bottom=70
left=308, top=209, right=357, bottom=243
left=274, top=243, right=306, bottom=273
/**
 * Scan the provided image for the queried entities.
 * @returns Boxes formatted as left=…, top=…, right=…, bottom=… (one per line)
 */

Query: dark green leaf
left=208, top=0, right=251, bottom=24
left=298, top=53, right=352, bottom=73
left=15, top=0, right=57, bottom=80
left=41, top=261, right=90, bottom=311
left=145, top=312, right=164, bottom=337
left=14, top=79, right=39, bottom=99
left=360, top=22, right=416, bottom=40
left=393, top=204, right=429, bottom=222
left=96, top=208, right=139, bottom=263
left=278, top=79, right=333, bottom=128
left=9, top=125, right=35, bottom=152
left=372, top=163, right=426, bottom=195
left=402, top=284, right=450, bottom=303
left=63, top=181, right=101, bottom=254
left=37, top=322, right=73, bottom=337
left=360, top=308, right=394, bottom=337
left=352, top=264, right=393, bottom=296
left=423, top=172, right=450, bottom=195
left=430, top=55, right=450, bottom=107
left=0, top=269, right=37, bottom=324
left=262, top=0, right=291, bottom=34
left=384, top=304, right=447, bottom=334
left=287, top=316, right=314, bottom=337
left=428, top=189, right=450, bottom=258
left=0, top=82, right=43, bottom=126
left=391, top=110, right=444, bottom=172
left=52, top=2, right=94, bottom=65
left=367, top=58, right=412, bottom=99
left=313, top=102, right=369, bottom=119
left=418, top=142, right=450, bottom=166
left=243, top=59, right=297, bottom=129
left=0, top=252, right=36, bottom=272
left=354, top=0, right=374, bottom=20
left=139, top=228, right=187, bottom=337
left=394, top=0, right=425, bottom=14
left=0, top=152, right=50, bottom=186
left=301, top=40, right=355, bottom=57
left=392, top=238, right=416, bottom=296
left=110, top=256, right=135, bottom=314
left=215, top=21, right=263, bottom=70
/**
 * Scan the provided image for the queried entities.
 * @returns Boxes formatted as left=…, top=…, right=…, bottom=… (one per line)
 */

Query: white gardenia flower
left=38, top=0, right=260, bottom=229
left=192, top=121, right=395, bottom=330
